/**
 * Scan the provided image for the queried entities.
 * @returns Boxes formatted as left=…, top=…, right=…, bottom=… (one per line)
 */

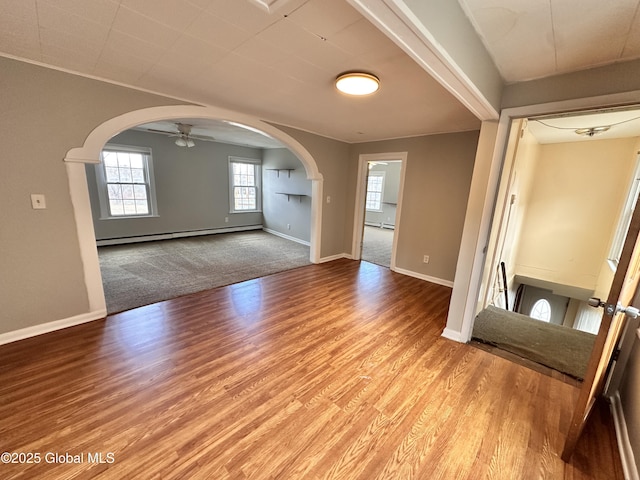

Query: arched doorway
left=64, top=105, right=324, bottom=316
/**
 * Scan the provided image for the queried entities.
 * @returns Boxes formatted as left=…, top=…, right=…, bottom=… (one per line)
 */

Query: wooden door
left=562, top=201, right=640, bottom=460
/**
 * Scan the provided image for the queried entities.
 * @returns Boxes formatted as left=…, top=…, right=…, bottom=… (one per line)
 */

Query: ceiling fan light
left=574, top=126, right=611, bottom=137
left=186, top=138, right=195, bottom=148
left=175, top=137, right=187, bottom=147
left=335, top=72, right=379, bottom=96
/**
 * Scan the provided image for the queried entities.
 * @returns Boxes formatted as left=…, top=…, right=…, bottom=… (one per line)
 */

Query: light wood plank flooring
left=0, top=260, right=622, bottom=479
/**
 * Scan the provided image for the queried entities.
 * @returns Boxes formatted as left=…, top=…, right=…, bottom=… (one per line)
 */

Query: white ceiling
left=459, top=0, right=640, bottom=83
left=527, top=108, right=640, bottom=144
left=3, top=0, right=640, bottom=147
left=136, top=118, right=286, bottom=148
left=0, top=0, right=480, bottom=144
left=458, top=0, right=640, bottom=144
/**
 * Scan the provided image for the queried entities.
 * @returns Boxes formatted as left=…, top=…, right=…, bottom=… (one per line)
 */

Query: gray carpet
left=362, top=225, right=393, bottom=268
left=472, top=305, right=597, bottom=379
left=98, top=230, right=311, bottom=314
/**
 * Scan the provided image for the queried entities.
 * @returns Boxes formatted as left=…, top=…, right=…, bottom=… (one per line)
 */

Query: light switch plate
left=31, top=194, right=46, bottom=209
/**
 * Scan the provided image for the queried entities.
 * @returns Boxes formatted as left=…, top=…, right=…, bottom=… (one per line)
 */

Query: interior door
left=562, top=200, right=640, bottom=460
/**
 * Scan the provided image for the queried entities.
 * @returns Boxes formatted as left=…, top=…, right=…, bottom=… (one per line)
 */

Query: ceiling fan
left=144, top=122, right=216, bottom=147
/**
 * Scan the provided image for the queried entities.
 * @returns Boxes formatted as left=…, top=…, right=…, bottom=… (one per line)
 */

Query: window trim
left=95, top=143, right=158, bottom=219
left=365, top=171, right=385, bottom=212
left=608, top=153, right=640, bottom=270
left=228, top=156, right=262, bottom=214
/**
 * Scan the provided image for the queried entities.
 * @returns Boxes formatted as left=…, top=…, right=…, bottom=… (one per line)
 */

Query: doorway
left=361, top=160, right=402, bottom=267
left=352, top=152, right=407, bottom=270
left=474, top=107, right=640, bottom=376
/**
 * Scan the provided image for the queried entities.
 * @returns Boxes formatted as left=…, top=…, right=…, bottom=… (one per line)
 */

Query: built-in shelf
left=275, top=192, right=308, bottom=202
left=266, top=168, right=295, bottom=178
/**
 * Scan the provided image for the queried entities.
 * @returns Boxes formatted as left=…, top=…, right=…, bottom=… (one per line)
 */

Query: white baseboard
left=609, top=390, right=639, bottom=480
left=441, top=328, right=465, bottom=343
left=262, top=228, right=310, bottom=246
left=0, top=310, right=107, bottom=346
left=392, top=266, right=454, bottom=288
left=318, top=253, right=353, bottom=263
left=96, top=225, right=263, bottom=246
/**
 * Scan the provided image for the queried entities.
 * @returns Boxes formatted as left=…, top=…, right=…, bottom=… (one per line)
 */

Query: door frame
left=352, top=152, right=407, bottom=270
left=446, top=90, right=640, bottom=343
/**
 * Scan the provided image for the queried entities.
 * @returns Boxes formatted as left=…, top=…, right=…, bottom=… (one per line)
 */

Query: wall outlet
left=287, top=223, right=291, bottom=230
left=31, top=194, right=46, bottom=209
left=224, top=217, right=229, bottom=223
left=423, top=255, right=430, bottom=264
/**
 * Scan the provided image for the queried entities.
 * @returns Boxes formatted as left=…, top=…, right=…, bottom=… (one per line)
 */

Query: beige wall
left=514, top=137, right=638, bottom=294
left=349, top=131, right=479, bottom=282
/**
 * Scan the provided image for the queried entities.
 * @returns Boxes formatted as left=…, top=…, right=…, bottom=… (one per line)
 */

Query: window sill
left=100, top=214, right=159, bottom=220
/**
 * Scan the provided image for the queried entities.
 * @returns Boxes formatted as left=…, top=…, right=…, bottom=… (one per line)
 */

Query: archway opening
left=65, top=105, right=323, bottom=315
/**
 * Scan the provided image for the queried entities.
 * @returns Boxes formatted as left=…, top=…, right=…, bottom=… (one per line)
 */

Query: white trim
left=609, top=391, right=640, bottom=480
left=228, top=156, right=262, bottom=213
left=609, top=153, right=640, bottom=266
left=448, top=92, right=640, bottom=344
left=0, top=310, right=106, bottom=346
left=262, top=228, right=311, bottom=246
left=392, top=266, right=454, bottom=288
left=97, top=144, right=158, bottom=219
left=319, top=253, right=353, bottom=263
left=96, top=225, right=263, bottom=246
left=352, top=152, right=407, bottom=270
left=66, top=162, right=106, bottom=313
left=442, top=328, right=465, bottom=342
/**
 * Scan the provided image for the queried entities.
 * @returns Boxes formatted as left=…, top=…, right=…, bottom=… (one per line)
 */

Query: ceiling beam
left=347, top=0, right=502, bottom=121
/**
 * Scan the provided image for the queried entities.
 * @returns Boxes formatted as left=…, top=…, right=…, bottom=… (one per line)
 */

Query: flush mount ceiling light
left=335, top=72, right=380, bottom=96
left=574, top=126, right=611, bottom=137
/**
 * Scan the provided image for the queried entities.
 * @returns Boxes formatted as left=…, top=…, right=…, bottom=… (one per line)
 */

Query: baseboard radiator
left=96, top=225, right=263, bottom=247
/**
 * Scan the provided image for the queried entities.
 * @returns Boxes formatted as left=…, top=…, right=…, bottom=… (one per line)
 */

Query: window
left=530, top=299, right=551, bottom=322
left=229, top=157, right=261, bottom=213
left=609, top=154, right=640, bottom=268
left=96, top=144, right=156, bottom=218
left=366, top=171, right=385, bottom=211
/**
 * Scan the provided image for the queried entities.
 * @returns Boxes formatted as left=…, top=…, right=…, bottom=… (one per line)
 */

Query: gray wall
left=0, top=58, right=351, bottom=336
left=620, top=332, right=640, bottom=474
left=262, top=148, right=311, bottom=242
left=350, top=131, right=480, bottom=282
left=86, top=129, right=263, bottom=240
left=273, top=125, right=353, bottom=258
left=502, top=58, right=640, bottom=109
left=0, top=56, right=188, bottom=334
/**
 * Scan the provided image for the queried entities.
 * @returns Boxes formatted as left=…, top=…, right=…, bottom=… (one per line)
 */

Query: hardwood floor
left=0, top=260, right=623, bottom=479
